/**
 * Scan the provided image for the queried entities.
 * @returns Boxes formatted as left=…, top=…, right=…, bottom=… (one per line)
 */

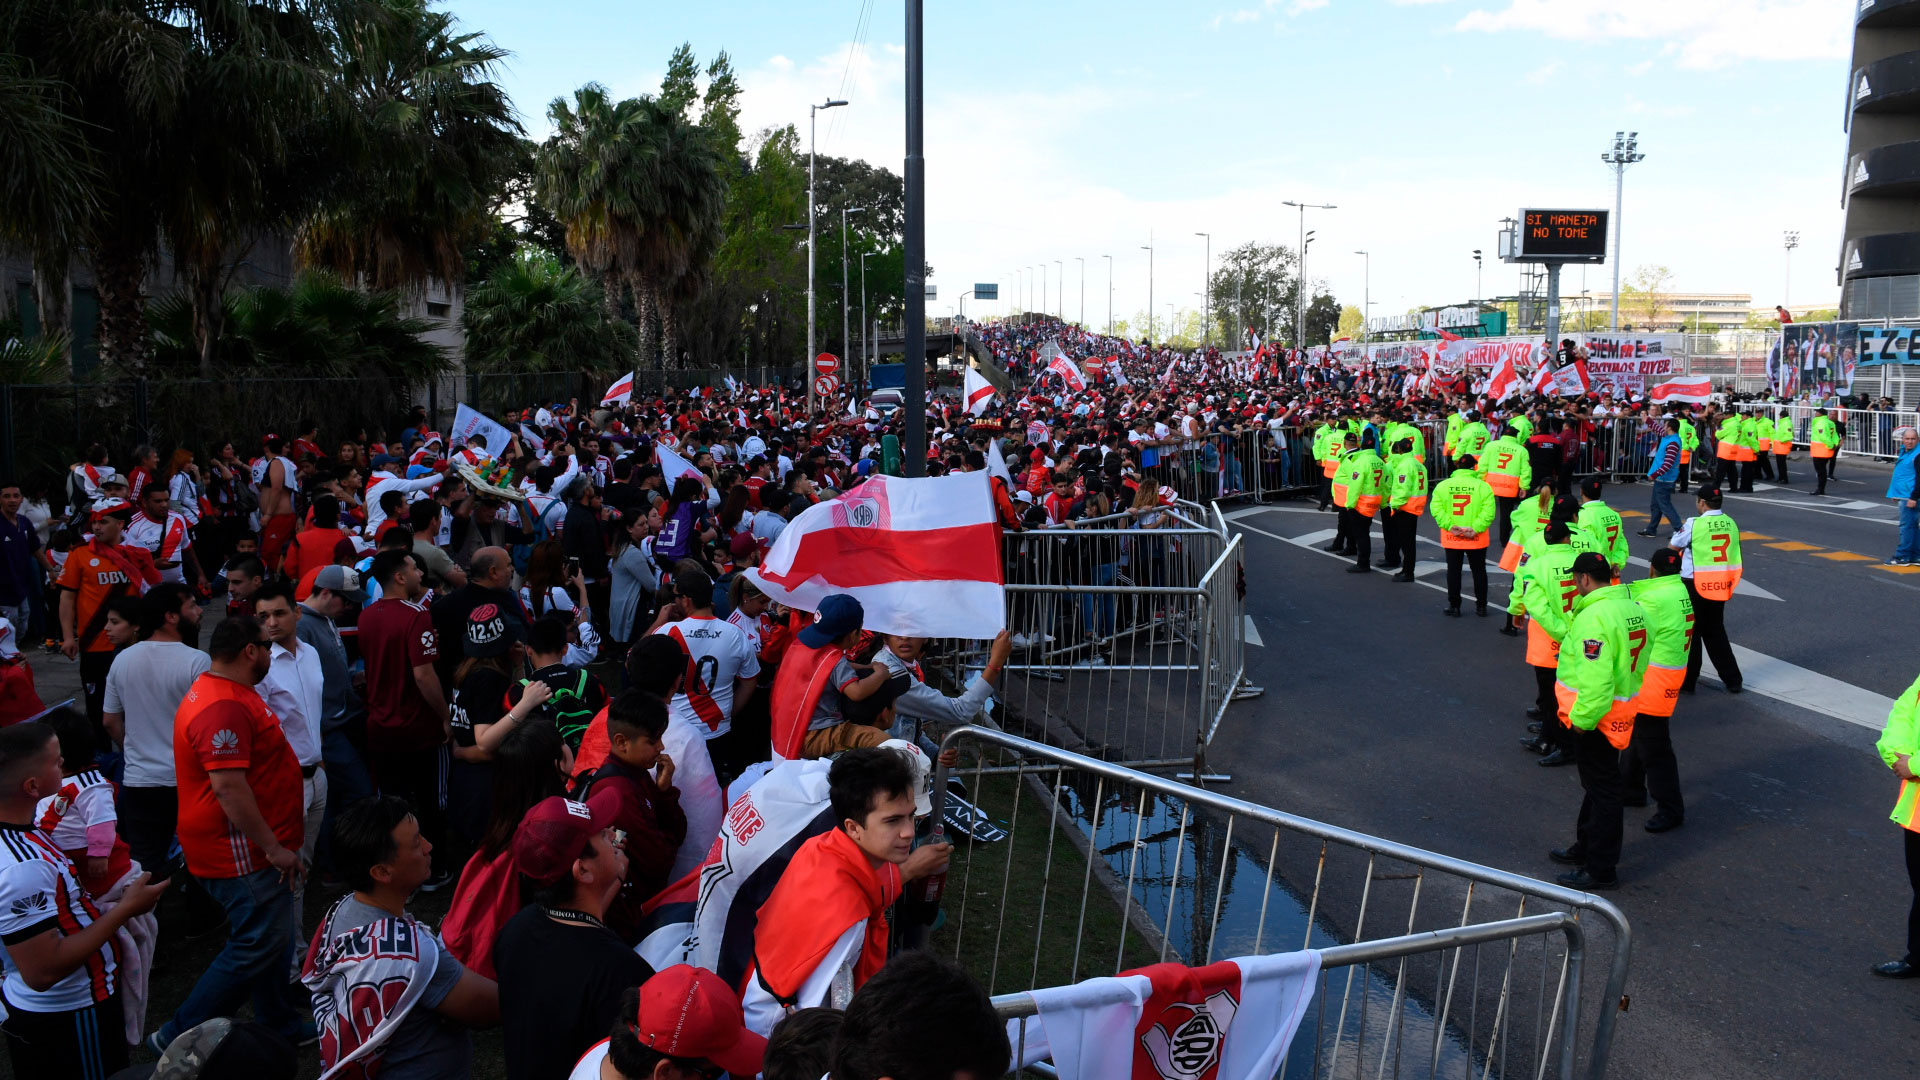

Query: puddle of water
left=1049, top=778, right=1551, bottom=1079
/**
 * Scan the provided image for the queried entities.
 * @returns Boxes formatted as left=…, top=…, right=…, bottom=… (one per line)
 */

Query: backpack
left=528, top=669, right=600, bottom=748
left=509, top=496, right=565, bottom=574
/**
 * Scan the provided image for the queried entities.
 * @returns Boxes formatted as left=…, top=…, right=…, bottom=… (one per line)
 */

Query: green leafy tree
left=462, top=251, right=634, bottom=374
left=1621, top=264, right=1674, bottom=330
left=1206, top=242, right=1297, bottom=346
left=1304, top=293, right=1341, bottom=347
left=147, top=270, right=446, bottom=379
left=1335, top=305, right=1363, bottom=341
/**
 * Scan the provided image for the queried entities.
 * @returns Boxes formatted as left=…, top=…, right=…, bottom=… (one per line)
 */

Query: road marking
left=1763, top=541, right=1823, bottom=551
left=1701, top=646, right=1895, bottom=731
left=1873, top=563, right=1920, bottom=575
left=1816, top=551, right=1875, bottom=562
left=1721, top=491, right=1896, bottom=525
left=1618, top=509, right=1647, bottom=519
left=1742, top=532, right=1774, bottom=541
left=1244, top=615, right=1264, bottom=647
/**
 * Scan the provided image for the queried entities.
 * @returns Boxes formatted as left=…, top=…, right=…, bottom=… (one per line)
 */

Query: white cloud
left=1454, top=0, right=1852, bottom=69
left=1525, top=61, right=1561, bottom=84
left=1288, top=0, right=1331, bottom=13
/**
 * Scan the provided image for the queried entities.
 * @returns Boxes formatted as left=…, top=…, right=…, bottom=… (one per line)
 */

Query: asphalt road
left=1210, top=456, right=1920, bottom=1079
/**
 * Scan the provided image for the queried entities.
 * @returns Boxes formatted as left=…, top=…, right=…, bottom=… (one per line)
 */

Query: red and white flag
left=1159, top=354, right=1178, bottom=387
left=963, top=367, right=997, bottom=416
left=1527, top=360, right=1554, bottom=396
left=1548, top=359, right=1591, bottom=397
left=1112, top=363, right=1130, bottom=389
left=745, top=472, right=1005, bottom=638
left=601, top=371, right=635, bottom=406
left=1010, top=952, right=1321, bottom=1080
left=656, top=442, right=704, bottom=483
left=1046, top=352, right=1086, bottom=393
left=1648, top=374, right=1714, bottom=404
left=1485, top=354, right=1523, bottom=403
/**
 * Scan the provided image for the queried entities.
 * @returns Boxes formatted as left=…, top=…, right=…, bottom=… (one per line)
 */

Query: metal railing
left=930, top=727, right=1633, bottom=1080
left=1730, top=402, right=1916, bottom=461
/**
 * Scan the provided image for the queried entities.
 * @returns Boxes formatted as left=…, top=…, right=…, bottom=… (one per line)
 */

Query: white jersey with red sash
left=124, top=510, right=192, bottom=584
left=0, top=822, right=118, bottom=1011
left=654, top=616, right=760, bottom=740
left=1010, top=952, right=1322, bottom=1080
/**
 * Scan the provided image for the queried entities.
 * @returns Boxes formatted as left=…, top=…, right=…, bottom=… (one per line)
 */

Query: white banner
left=450, top=403, right=513, bottom=458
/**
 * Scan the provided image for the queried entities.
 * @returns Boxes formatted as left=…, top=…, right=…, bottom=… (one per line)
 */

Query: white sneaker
left=1010, top=633, right=1033, bottom=649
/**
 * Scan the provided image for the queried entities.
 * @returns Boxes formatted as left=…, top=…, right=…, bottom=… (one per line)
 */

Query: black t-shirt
left=494, top=906, right=654, bottom=1080
left=448, top=666, right=512, bottom=749
left=432, top=584, right=530, bottom=686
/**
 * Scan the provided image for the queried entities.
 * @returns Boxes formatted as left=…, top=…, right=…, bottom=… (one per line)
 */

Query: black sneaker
left=1555, top=868, right=1618, bottom=890
left=419, top=869, right=455, bottom=893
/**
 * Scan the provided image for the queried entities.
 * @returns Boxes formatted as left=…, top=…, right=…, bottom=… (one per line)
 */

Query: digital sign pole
left=1508, top=209, right=1609, bottom=345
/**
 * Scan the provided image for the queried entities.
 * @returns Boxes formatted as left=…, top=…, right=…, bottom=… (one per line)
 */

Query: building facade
left=1843, top=3, right=1920, bottom=319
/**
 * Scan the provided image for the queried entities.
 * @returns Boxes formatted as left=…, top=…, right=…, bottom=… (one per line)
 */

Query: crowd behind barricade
left=0, top=315, right=1912, bottom=1079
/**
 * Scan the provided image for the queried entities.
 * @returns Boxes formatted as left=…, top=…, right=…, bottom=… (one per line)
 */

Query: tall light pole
left=1039, top=263, right=1048, bottom=322
left=1015, top=268, right=1024, bottom=317
left=1195, top=232, right=1210, bottom=347
left=1472, top=249, right=1483, bottom=311
left=807, top=97, right=847, bottom=417
left=1053, top=261, right=1062, bottom=318
left=1025, top=266, right=1033, bottom=318
left=1601, top=131, right=1644, bottom=332
left=1283, top=200, right=1336, bottom=347
left=1141, top=236, right=1155, bottom=343
left=840, top=205, right=866, bottom=368
left=1075, top=257, right=1085, bottom=326
left=1783, top=230, right=1800, bottom=308
left=1102, top=255, right=1113, bottom=334
left=860, top=250, right=874, bottom=372
left=1353, top=250, right=1369, bottom=344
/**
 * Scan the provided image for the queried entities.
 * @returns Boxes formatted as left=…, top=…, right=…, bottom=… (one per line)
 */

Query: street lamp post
left=1283, top=200, right=1336, bottom=348
left=860, top=250, right=874, bottom=373
left=1354, top=250, right=1369, bottom=344
left=1472, top=249, right=1483, bottom=311
left=1075, top=257, right=1084, bottom=327
left=807, top=97, right=847, bottom=417
left=1026, top=266, right=1034, bottom=318
left=1195, top=232, right=1210, bottom=347
left=841, top=205, right=866, bottom=367
left=1601, top=131, right=1645, bottom=332
left=1102, top=255, right=1112, bottom=334
left=1052, top=261, right=1062, bottom=318
left=1142, top=236, right=1154, bottom=343
left=1783, top=230, right=1800, bottom=309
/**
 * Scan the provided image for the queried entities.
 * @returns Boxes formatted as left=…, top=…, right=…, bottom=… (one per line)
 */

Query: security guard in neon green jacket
left=1624, top=552, right=1695, bottom=829
left=1675, top=415, right=1698, bottom=492
left=1381, top=438, right=1428, bottom=581
left=1332, top=434, right=1386, bottom=571
left=1771, top=413, right=1795, bottom=485
left=1872, top=671, right=1920, bottom=977
left=1515, top=519, right=1583, bottom=758
left=1575, top=478, right=1627, bottom=575
left=1548, top=552, right=1650, bottom=889
left=1430, top=460, right=1496, bottom=615
left=1713, top=413, right=1745, bottom=493
left=1454, top=413, right=1491, bottom=461
left=1810, top=409, right=1842, bottom=495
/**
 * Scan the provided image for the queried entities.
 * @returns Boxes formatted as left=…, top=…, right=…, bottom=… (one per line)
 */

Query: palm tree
left=149, top=270, right=446, bottom=379
left=625, top=97, right=726, bottom=369
left=297, top=0, right=522, bottom=292
left=537, top=84, right=649, bottom=346
left=0, top=56, right=101, bottom=363
left=462, top=250, right=634, bottom=375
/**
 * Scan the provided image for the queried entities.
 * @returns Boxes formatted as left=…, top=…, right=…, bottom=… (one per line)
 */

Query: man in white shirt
left=361, top=467, right=444, bottom=538
left=124, top=482, right=201, bottom=587
left=102, top=582, right=209, bottom=881
left=251, top=581, right=326, bottom=975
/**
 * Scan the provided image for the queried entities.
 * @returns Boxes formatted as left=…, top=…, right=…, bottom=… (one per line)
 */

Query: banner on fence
left=450, top=403, right=513, bottom=458
left=1782, top=321, right=1861, bottom=400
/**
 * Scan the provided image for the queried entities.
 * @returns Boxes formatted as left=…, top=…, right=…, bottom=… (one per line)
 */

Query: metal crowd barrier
left=1142, top=429, right=1295, bottom=506
left=930, top=727, right=1632, bottom=1080
left=925, top=501, right=1259, bottom=773
left=1733, top=402, right=1917, bottom=461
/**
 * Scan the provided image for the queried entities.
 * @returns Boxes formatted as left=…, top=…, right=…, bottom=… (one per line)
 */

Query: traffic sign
left=813, top=374, right=840, bottom=399
left=1515, top=209, right=1608, bottom=263
left=814, top=352, right=840, bottom=377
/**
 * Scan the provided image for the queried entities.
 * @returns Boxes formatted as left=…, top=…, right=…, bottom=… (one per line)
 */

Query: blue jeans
left=158, top=866, right=304, bottom=1044
left=1899, top=501, right=1920, bottom=562
left=317, top=722, right=375, bottom=870
left=1648, top=481, right=1680, bottom=532
left=1079, top=563, right=1118, bottom=637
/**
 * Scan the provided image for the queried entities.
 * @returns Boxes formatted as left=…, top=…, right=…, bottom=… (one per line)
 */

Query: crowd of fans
left=0, top=316, right=1879, bottom=1080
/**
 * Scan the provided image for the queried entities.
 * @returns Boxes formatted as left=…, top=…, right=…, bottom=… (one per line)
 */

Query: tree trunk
left=658, top=285, right=679, bottom=369
left=628, top=271, right=657, bottom=370
left=186, top=258, right=226, bottom=380
left=90, top=236, right=150, bottom=375
left=31, top=253, right=71, bottom=371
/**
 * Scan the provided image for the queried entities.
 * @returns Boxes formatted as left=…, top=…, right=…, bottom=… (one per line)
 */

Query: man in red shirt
left=357, top=548, right=453, bottom=889
left=56, top=498, right=159, bottom=737
left=151, top=615, right=311, bottom=1051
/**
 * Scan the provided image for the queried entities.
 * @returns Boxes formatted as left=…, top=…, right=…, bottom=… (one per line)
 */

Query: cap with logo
left=310, top=565, right=366, bottom=603
left=632, top=965, right=768, bottom=1077
left=511, top=793, right=615, bottom=886
left=91, top=497, right=133, bottom=520
left=797, top=593, right=863, bottom=649
left=465, top=602, right=522, bottom=658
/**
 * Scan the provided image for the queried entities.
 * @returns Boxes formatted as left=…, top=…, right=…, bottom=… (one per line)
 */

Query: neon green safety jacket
left=1876, top=673, right=1920, bottom=831
left=1554, top=584, right=1651, bottom=735
left=1445, top=412, right=1466, bottom=451
left=1811, top=415, right=1841, bottom=451
left=1627, top=574, right=1694, bottom=669
left=1510, top=540, right=1580, bottom=632
left=1455, top=421, right=1490, bottom=460
left=1386, top=452, right=1429, bottom=513
left=1429, top=468, right=1496, bottom=536
left=1336, top=449, right=1386, bottom=512
left=1507, top=414, right=1534, bottom=443
left=1678, top=418, right=1698, bottom=453
left=1577, top=500, right=1627, bottom=569
left=1476, top=436, right=1533, bottom=494
left=1772, top=414, right=1793, bottom=450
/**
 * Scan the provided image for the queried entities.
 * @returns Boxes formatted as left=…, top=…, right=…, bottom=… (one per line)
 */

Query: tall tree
left=462, top=250, right=634, bottom=375
left=537, top=84, right=649, bottom=328
left=1207, top=242, right=1297, bottom=346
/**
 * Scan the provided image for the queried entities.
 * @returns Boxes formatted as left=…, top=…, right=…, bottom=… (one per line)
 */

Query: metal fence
left=926, top=501, right=1259, bottom=774
left=930, top=727, right=1632, bottom=1080
left=1730, top=402, right=1917, bottom=461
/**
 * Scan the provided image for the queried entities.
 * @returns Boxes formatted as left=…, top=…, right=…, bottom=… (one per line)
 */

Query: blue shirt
left=0, top=512, right=41, bottom=606
left=1889, top=446, right=1920, bottom=502
left=1648, top=434, right=1683, bottom=483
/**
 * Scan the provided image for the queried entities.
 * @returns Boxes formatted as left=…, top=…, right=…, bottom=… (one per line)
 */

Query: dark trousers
left=1495, top=494, right=1519, bottom=547
left=1715, top=456, right=1740, bottom=492
left=1676, top=458, right=1691, bottom=493
left=1904, top=828, right=1920, bottom=964
left=1756, top=450, right=1775, bottom=481
left=1534, top=665, right=1573, bottom=749
left=1814, top=456, right=1832, bottom=493
left=1384, top=510, right=1419, bottom=573
left=1619, top=713, right=1683, bottom=820
left=1318, top=474, right=1332, bottom=510
left=1683, top=583, right=1741, bottom=690
left=1340, top=508, right=1371, bottom=567
left=1772, top=452, right=1789, bottom=484
left=119, top=784, right=179, bottom=878
left=0, top=989, right=126, bottom=1080
left=1737, top=458, right=1757, bottom=491
left=1444, top=547, right=1487, bottom=609
left=1570, top=727, right=1625, bottom=878
left=79, top=649, right=115, bottom=744
left=370, top=744, right=451, bottom=874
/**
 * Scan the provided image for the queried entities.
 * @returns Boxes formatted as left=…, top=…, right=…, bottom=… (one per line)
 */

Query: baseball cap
left=632, top=966, right=768, bottom=1077
left=465, top=602, right=522, bottom=658
left=879, top=738, right=934, bottom=816
left=310, top=565, right=366, bottom=603
left=798, top=593, right=864, bottom=649
left=512, top=794, right=615, bottom=886
left=91, top=497, right=133, bottom=520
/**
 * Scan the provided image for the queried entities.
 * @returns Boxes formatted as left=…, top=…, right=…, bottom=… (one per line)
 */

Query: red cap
left=510, top=794, right=614, bottom=885
left=90, top=498, right=133, bottom=520
left=632, top=965, right=767, bottom=1077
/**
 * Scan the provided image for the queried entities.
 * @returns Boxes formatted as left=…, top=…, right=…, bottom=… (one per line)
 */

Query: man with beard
left=103, top=582, right=209, bottom=881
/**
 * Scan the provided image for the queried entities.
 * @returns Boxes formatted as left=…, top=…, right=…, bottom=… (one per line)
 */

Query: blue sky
left=451, top=0, right=1855, bottom=329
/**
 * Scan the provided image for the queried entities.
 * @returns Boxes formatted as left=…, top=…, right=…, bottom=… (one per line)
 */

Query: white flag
left=985, top=437, right=1014, bottom=488
left=964, top=367, right=997, bottom=416
left=450, top=403, right=513, bottom=458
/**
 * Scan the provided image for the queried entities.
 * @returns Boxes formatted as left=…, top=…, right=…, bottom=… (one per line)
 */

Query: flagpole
left=903, top=0, right=927, bottom=475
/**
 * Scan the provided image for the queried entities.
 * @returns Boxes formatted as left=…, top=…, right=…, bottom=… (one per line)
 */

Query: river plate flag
left=745, top=472, right=1005, bottom=639
left=1649, top=374, right=1714, bottom=404
left=602, top=371, right=635, bottom=405
left=964, top=365, right=997, bottom=416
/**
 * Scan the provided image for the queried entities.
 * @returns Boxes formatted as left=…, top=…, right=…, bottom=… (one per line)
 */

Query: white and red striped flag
left=1527, top=359, right=1554, bottom=396
left=745, top=472, right=1006, bottom=638
left=963, top=366, right=997, bottom=416
left=1045, top=352, right=1086, bottom=392
left=1549, top=359, right=1591, bottom=397
left=1486, top=353, right=1522, bottom=403
left=601, top=371, right=635, bottom=405
left=1648, top=374, right=1714, bottom=404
